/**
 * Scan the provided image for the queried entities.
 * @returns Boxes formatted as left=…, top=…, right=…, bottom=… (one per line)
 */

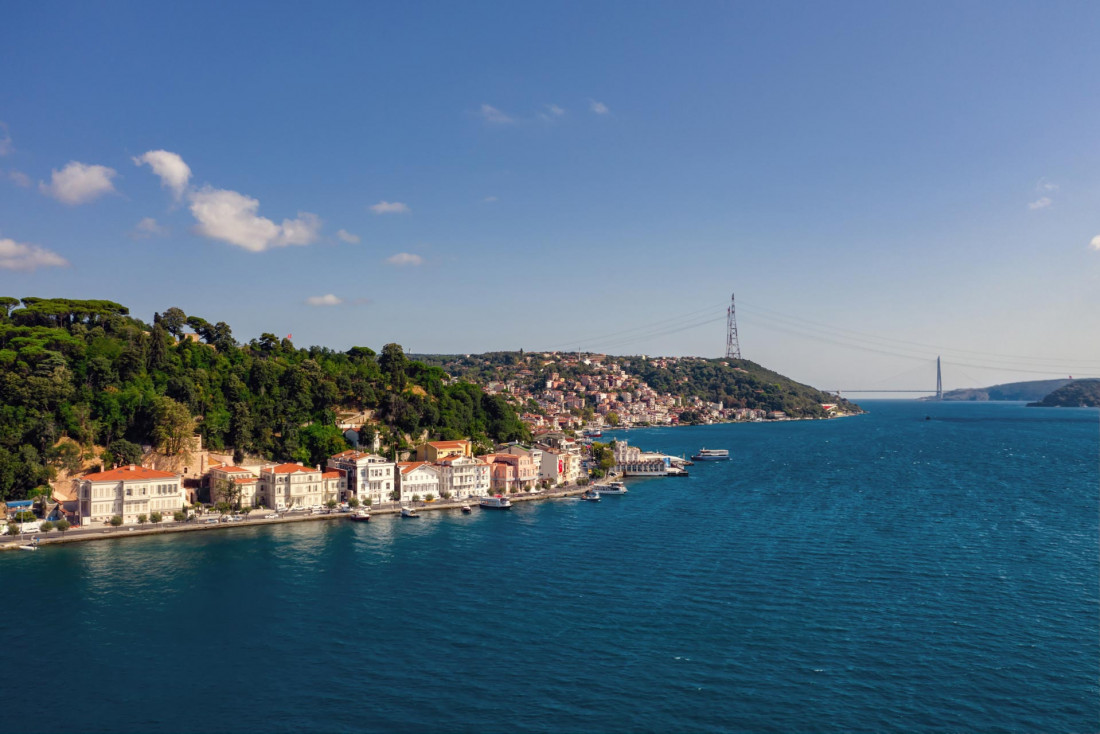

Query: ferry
left=583, top=428, right=603, bottom=438
left=691, top=448, right=729, bottom=461
left=580, top=488, right=601, bottom=502
left=479, top=495, right=513, bottom=510
left=349, top=508, right=371, bottom=522
left=400, top=507, right=420, bottom=518
left=598, top=481, right=628, bottom=495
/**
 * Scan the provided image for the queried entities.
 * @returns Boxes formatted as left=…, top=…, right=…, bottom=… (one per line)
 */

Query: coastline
left=1, top=483, right=598, bottom=552
left=608, top=411, right=864, bottom=432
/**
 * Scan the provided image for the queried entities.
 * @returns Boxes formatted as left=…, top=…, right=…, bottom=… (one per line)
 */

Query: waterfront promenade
left=0, top=482, right=599, bottom=551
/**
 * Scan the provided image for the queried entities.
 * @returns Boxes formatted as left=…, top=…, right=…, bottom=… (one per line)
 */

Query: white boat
left=400, top=507, right=420, bottom=518
left=479, top=495, right=512, bottom=510
left=349, top=509, right=371, bottom=522
left=691, top=448, right=729, bottom=461
left=599, top=482, right=628, bottom=495
left=580, top=488, right=601, bottom=502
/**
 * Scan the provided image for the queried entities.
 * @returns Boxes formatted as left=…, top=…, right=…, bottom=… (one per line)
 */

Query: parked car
left=264, top=513, right=280, bottom=519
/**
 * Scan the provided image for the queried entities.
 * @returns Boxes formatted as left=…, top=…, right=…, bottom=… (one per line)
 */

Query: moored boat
left=400, top=507, right=420, bottom=518
left=691, top=448, right=729, bottom=461
left=598, top=481, right=628, bottom=495
left=479, top=495, right=512, bottom=509
left=349, top=508, right=371, bottom=521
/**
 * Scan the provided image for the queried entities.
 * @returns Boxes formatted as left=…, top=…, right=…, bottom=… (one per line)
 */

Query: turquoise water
left=1, top=401, right=1097, bottom=733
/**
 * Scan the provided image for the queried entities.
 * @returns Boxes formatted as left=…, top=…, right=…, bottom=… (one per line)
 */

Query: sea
left=1, top=400, right=1097, bottom=733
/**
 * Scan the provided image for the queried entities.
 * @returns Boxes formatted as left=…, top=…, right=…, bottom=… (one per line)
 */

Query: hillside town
left=438, top=352, right=841, bottom=433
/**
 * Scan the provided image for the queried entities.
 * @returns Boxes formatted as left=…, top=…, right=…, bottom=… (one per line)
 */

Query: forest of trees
left=0, top=297, right=529, bottom=501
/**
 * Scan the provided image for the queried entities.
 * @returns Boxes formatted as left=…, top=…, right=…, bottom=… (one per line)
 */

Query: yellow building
left=415, top=440, right=472, bottom=462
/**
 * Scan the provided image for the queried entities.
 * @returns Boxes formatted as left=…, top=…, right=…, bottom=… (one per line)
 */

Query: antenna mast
left=725, top=293, right=742, bottom=359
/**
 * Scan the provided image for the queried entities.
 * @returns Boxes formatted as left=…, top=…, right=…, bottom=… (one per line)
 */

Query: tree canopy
left=0, top=297, right=528, bottom=501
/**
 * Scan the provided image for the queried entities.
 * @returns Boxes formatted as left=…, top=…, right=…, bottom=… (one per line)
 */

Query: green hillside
left=935, top=379, right=1072, bottom=402
left=1027, top=379, right=1100, bottom=408
left=0, top=297, right=527, bottom=501
left=624, top=357, right=862, bottom=417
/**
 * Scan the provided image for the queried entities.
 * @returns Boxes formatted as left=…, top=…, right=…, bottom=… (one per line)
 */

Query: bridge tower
left=725, top=293, right=742, bottom=359
left=936, top=356, right=943, bottom=400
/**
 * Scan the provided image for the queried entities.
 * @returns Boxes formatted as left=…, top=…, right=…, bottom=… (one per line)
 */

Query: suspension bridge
left=551, top=292, right=1096, bottom=391
left=835, top=357, right=944, bottom=399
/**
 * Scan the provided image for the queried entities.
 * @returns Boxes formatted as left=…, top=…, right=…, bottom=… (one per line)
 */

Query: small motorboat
left=580, top=489, right=601, bottom=502
left=401, top=507, right=420, bottom=518
left=349, top=509, right=371, bottom=522
left=460, top=504, right=472, bottom=514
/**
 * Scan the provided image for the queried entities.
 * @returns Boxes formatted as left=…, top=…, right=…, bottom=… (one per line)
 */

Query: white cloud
left=133, top=217, right=168, bottom=238
left=0, top=123, right=11, bottom=156
left=589, top=99, right=610, bottom=115
left=479, top=104, right=514, bottom=124
left=39, top=161, right=118, bottom=205
left=336, top=228, right=360, bottom=244
left=1036, top=178, right=1059, bottom=193
left=133, top=150, right=192, bottom=199
left=386, top=252, right=423, bottom=266
left=1028, top=197, right=1052, bottom=210
left=546, top=104, right=565, bottom=117
left=306, top=294, right=343, bottom=306
left=188, top=186, right=322, bottom=252
left=0, top=237, right=69, bottom=271
left=8, top=169, right=30, bottom=187
left=483, top=195, right=498, bottom=203
left=369, top=200, right=410, bottom=214
left=1090, top=235, right=1100, bottom=251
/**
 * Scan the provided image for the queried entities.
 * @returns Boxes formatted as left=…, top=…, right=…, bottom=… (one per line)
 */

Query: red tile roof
left=266, top=463, right=320, bottom=475
left=322, top=470, right=343, bottom=479
left=82, top=465, right=178, bottom=482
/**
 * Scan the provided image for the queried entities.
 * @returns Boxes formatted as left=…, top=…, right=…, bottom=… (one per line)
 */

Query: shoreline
left=0, top=483, right=599, bottom=552
left=605, top=411, right=864, bottom=432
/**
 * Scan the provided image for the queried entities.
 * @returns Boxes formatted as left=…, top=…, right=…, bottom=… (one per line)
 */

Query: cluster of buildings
left=469, top=353, right=761, bottom=431
left=65, top=437, right=589, bottom=527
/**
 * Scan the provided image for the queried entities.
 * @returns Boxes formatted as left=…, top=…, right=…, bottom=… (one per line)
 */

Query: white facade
left=258, top=463, right=325, bottom=510
left=209, top=465, right=260, bottom=508
left=397, top=462, right=441, bottom=501
left=435, top=456, right=491, bottom=499
left=76, top=465, right=184, bottom=525
left=327, top=451, right=395, bottom=505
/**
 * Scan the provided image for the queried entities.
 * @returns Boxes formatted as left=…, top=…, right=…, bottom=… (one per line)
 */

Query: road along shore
left=1, top=482, right=603, bottom=552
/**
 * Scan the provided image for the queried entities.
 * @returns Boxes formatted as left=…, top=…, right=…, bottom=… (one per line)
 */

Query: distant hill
left=1027, top=379, right=1100, bottom=408
left=931, top=379, right=1072, bottom=402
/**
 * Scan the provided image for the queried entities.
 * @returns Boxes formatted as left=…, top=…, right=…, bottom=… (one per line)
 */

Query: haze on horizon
left=2, top=1, right=1098, bottom=395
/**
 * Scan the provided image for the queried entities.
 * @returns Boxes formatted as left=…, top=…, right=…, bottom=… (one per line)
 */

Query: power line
left=739, top=300, right=1100, bottom=367
left=547, top=301, right=727, bottom=351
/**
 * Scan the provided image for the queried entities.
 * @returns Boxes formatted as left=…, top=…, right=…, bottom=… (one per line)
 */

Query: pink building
left=479, top=453, right=538, bottom=493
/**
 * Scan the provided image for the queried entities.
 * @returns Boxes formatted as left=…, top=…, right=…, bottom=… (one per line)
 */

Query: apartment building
left=258, top=463, right=325, bottom=510
left=435, top=455, right=491, bottom=499
left=208, top=465, right=260, bottom=508
left=327, top=450, right=395, bottom=505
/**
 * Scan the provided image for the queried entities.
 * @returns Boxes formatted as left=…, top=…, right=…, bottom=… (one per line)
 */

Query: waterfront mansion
left=76, top=465, right=184, bottom=525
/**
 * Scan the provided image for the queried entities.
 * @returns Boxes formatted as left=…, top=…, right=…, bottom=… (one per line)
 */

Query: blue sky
left=2, top=1, right=1099, bottom=393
